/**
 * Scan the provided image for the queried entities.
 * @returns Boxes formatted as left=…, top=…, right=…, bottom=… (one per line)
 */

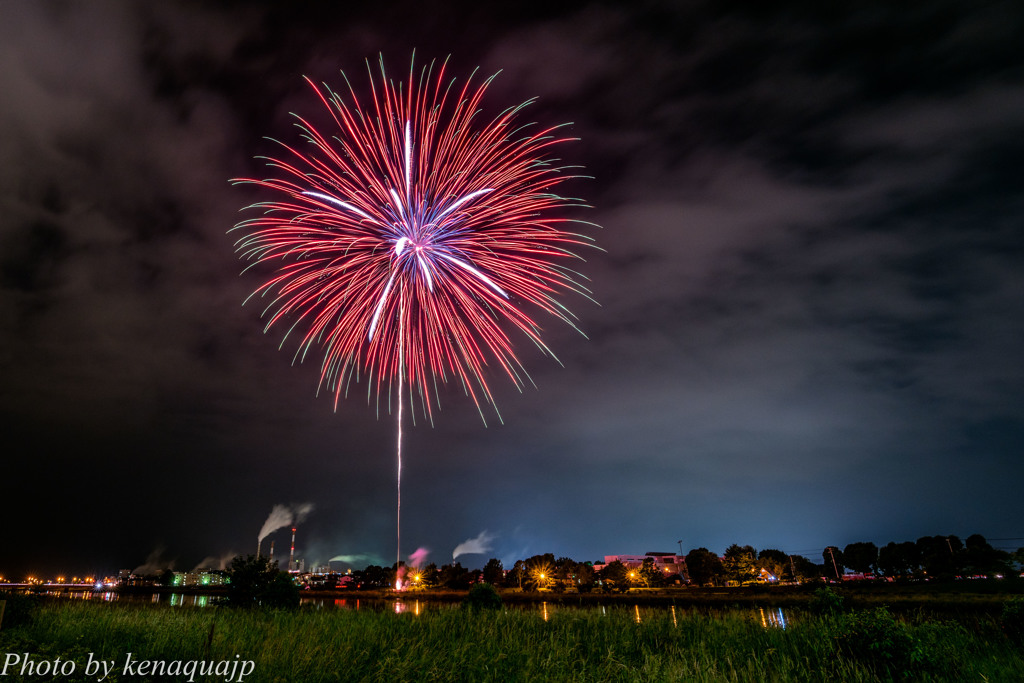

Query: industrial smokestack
left=290, top=527, right=296, bottom=572
left=256, top=538, right=262, bottom=558
left=269, top=540, right=275, bottom=565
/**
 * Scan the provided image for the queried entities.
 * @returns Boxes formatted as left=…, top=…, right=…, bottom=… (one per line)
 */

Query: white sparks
left=368, top=273, right=396, bottom=341
left=437, top=253, right=508, bottom=299
left=435, top=189, right=493, bottom=223
left=302, top=191, right=377, bottom=222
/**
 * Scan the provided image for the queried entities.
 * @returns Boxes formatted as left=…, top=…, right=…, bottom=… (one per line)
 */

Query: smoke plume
left=328, top=553, right=383, bottom=567
left=132, top=547, right=174, bottom=575
left=408, top=547, right=430, bottom=569
left=193, top=553, right=235, bottom=571
left=258, top=502, right=314, bottom=541
left=452, top=530, right=496, bottom=559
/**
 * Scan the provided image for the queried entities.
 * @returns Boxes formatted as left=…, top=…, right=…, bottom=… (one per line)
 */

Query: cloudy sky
left=2, top=0, right=1022, bottom=578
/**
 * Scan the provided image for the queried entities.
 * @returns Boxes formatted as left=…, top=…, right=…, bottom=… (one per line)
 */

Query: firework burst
left=232, top=55, right=596, bottom=424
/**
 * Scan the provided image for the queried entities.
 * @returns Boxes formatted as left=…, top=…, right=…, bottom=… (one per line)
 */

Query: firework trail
left=233, top=55, right=596, bottom=586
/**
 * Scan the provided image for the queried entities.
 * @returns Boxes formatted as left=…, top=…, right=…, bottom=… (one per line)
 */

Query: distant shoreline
left=91, top=581, right=1024, bottom=612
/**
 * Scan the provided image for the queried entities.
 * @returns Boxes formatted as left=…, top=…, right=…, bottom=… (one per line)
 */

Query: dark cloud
left=1, top=1, right=1022, bottom=578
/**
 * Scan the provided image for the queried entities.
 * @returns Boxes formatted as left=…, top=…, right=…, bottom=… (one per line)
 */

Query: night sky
left=2, top=1, right=1022, bottom=580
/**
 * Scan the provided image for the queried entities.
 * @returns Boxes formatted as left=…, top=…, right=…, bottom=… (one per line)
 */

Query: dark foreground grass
left=1, top=599, right=1022, bottom=682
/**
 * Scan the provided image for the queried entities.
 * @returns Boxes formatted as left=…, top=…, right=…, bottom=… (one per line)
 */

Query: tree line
left=234, top=533, right=1024, bottom=594
left=687, top=534, right=1023, bottom=586
left=822, top=534, right=1021, bottom=581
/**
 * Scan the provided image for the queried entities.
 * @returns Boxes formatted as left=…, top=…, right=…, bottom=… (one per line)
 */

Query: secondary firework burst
left=233, top=55, right=596, bottom=586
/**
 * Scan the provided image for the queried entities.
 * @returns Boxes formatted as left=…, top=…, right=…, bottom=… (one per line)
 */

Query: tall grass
left=2, top=600, right=1022, bottom=682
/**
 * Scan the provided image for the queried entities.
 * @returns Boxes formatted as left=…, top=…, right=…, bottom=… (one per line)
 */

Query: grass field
left=1, top=592, right=1022, bottom=682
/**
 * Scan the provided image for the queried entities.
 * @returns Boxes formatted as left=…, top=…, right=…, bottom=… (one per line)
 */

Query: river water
left=29, top=590, right=789, bottom=628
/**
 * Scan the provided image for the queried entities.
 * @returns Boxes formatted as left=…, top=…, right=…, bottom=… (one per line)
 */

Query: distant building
left=596, top=552, right=688, bottom=579
left=171, top=569, right=229, bottom=587
left=117, top=570, right=159, bottom=587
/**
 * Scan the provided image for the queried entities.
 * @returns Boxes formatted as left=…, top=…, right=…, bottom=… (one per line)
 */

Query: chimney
left=290, top=527, right=297, bottom=571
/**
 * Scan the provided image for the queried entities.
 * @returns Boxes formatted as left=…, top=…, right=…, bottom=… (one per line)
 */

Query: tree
left=790, top=555, right=820, bottom=583
left=757, top=549, right=787, bottom=582
left=639, top=557, right=661, bottom=588
left=877, top=541, right=919, bottom=579
left=462, top=582, right=502, bottom=610
left=685, top=548, right=724, bottom=587
left=553, top=557, right=578, bottom=593
left=359, top=564, right=392, bottom=589
left=822, top=547, right=845, bottom=580
left=507, top=560, right=527, bottom=590
left=226, top=554, right=299, bottom=609
left=482, top=558, right=505, bottom=586
left=576, top=562, right=596, bottom=593
left=438, top=562, right=474, bottom=589
left=723, top=544, right=758, bottom=585
left=843, top=542, right=879, bottom=575
left=963, top=534, right=1012, bottom=578
left=916, top=535, right=962, bottom=580
left=158, top=568, right=176, bottom=587
left=598, top=560, right=628, bottom=592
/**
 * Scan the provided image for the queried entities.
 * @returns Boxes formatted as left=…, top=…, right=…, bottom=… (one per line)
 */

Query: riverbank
left=308, top=580, right=1024, bottom=613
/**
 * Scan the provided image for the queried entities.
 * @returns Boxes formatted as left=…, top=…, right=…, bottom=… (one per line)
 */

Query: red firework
left=233, top=56, right=595, bottom=422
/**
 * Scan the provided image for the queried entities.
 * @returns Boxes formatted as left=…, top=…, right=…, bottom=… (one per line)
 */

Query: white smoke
left=132, top=547, right=174, bottom=575
left=193, top=553, right=235, bottom=571
left=452, top=530, right=496, bottom=559
left=258, top=502, right=315, bottom=542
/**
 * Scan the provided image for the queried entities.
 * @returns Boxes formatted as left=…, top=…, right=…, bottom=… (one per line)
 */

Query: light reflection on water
left=169, top=594, right=209, bottom=607
left=759, top=607, right=787, bottom=629
left=303, top=597, right=428, bottom=616
left=40, top=590, right=122, bottom=602
left=392, top=600, right=421, bottom=615
left=43, top=591, right=214, bottom=607
left=38, top=591, right=789, bottom=627
left=535, top=601, right=787, bottom=628
left=532, top=602, right=786, bottom=630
